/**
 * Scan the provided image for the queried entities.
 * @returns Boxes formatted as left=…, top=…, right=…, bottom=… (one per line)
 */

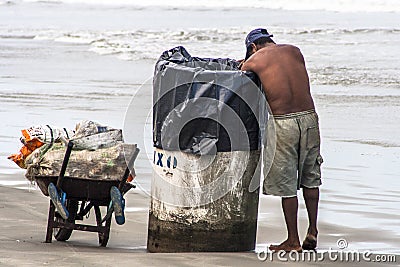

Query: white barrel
left=147, top=148, right=261, bottom=252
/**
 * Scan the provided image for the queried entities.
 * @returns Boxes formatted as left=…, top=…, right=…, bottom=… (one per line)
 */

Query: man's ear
left=251, top=43, right=257, bottom=53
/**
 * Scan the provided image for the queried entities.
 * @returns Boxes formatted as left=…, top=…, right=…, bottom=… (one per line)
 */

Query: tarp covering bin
left=148, top=46, right=267, bottom=252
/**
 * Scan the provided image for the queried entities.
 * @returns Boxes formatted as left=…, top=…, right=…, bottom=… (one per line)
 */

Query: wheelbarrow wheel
left=54, top=199, right=79, bottom=241
left=94, top=205, right=111, bottom=247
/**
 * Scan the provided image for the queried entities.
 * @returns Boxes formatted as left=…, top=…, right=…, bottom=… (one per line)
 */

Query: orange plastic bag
left=8, top=137, right=44, bottom=169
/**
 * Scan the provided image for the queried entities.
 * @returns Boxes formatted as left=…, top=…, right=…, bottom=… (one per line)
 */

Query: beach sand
left=0, top=180, right=399, bottom=266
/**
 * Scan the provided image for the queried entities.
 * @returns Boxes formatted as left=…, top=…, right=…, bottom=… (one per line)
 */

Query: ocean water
left=1, top=1, right=400, bottom=87
left=1, top=0, right=400, bottom=253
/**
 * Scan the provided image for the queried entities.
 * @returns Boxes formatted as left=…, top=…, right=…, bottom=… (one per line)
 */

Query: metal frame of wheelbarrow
left=34, top=141, right=139, bottom=247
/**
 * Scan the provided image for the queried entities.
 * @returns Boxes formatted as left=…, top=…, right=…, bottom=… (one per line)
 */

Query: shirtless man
left=241, top=28, right=323, bottom=252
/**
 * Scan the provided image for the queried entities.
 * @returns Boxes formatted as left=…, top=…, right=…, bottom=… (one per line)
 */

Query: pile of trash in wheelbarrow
left=8, top=120, right=139, bottom=247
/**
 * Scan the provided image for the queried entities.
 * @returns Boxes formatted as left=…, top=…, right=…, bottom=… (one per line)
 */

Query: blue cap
left=245, top=28, right=273, bottom=48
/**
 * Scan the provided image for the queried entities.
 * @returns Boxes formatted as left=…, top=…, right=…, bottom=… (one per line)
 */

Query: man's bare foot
left=269, top=240, right=302, bottom=252
left=302, top=234, right=318, bottom=250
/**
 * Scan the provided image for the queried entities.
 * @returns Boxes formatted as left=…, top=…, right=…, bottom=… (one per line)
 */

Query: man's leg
left=282, top=196, right=301, bottom=247
left=302, top=187, right=319, bottom=250
left=303, top=187, right=319, bottom=236
left=269, top=196, right=301, bottom=251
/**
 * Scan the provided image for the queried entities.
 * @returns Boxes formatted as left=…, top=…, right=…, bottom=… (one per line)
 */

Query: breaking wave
left=1, top=27, right=399, bottom=88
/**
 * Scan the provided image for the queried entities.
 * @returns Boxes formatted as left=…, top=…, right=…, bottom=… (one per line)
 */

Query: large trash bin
left=147, top=46, right=267, bottom=252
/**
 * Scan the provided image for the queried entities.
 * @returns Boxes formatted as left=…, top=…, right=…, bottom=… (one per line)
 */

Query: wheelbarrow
left=34, top=141, right=139, bottom=247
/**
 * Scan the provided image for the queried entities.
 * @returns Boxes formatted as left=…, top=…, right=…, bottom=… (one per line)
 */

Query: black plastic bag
left=153, top=46, right=265, bottom=154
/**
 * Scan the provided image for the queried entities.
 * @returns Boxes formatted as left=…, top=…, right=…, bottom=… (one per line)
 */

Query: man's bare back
left=241, top=44, right=315, bottom=115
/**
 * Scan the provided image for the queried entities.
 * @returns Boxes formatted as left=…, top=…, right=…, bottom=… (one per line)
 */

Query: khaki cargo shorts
left=263, top=109, right=323, bottom=197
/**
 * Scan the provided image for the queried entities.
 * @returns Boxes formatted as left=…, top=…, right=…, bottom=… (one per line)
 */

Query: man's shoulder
left=244, top=44, right=303, bottom=70
left=264, top=44, right=303, bottom=60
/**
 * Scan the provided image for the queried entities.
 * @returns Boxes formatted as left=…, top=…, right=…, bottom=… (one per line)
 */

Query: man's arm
left=240, top=56, right=257, bottom=72
left=237, top=59, right=244, bottom=69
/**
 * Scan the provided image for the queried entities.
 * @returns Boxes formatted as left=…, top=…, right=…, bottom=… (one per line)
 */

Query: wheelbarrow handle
left=56, top=141, right=74, bottom=189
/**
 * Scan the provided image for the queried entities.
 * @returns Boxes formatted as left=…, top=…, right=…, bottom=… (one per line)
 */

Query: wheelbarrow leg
left=45, top=200, right=56, bottom=243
